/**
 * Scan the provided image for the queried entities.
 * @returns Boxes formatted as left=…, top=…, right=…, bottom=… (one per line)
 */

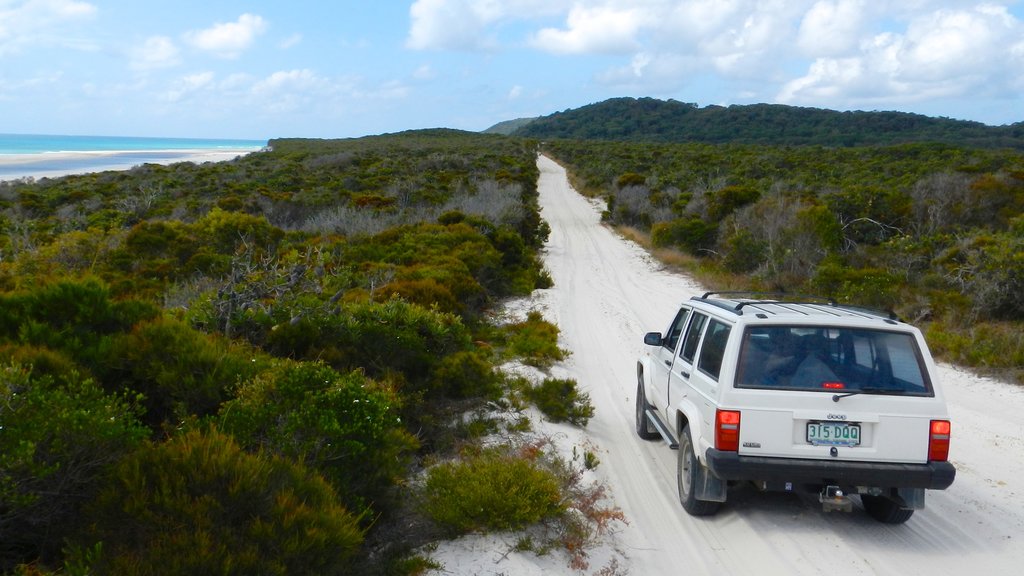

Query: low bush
left=926, top=321, right=1024, bottom=383
left=0, top=278, right=159, bottom=371
left=103, top=317, right=264, bottom=429
left=218, top=361, right=417, bottom=513
left=76, top=428, right=363, bottom=576
left=429, top=349, right=502, bottom=400
left=526, top=377, right=595, bottom=427
left=0, top=363, right=147, bottom=570
left=266, top=298, right=472, bottom=391
left=421, top=447, right=566, bottom=535
left=502, top=310, right=566, bottom=368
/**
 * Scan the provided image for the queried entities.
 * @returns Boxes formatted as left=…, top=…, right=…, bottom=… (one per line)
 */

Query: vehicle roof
left=688, top=294, right=906, bottom=327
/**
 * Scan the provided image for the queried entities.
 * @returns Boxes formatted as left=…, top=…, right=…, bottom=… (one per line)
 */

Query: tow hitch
left=820, top=485, right=853, bottom=513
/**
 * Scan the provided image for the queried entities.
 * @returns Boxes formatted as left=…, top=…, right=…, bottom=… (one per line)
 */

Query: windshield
left=735, top=325, right=932, bottom=395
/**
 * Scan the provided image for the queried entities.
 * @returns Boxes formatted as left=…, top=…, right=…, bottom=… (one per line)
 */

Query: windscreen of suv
left=735, top=326, right=932, bottom=395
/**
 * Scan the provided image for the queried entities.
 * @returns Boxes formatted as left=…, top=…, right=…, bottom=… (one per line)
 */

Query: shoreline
left=0, top=148, right=260, bottom=182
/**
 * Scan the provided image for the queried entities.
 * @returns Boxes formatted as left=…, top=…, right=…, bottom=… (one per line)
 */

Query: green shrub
left=651, top=217, right=718, bottom=254
left=0, top=363, right=147, bottom=570
left=810, top=260, right=901, bottom=310
left=194, top=207, right=282, bottom=254
left=503, top=310, right=566, bottom=368
left=104, top=317, right=263, bottom=428
left=218, top=361, right=417, bottom=513
left=429, top=349, right=502, bottom=400
left=422, top=447, right=566, bottom=535
left=266, top=298, right=472, bottom=390
left=0, top=278, right=159, bottom=370
left=77, top=428, right=363, bottom=576
left=926, top=321, right=1024, bottom=382
left=526, top=377, right=595, bottom=427
left=377, top=277, right=461, bottom=314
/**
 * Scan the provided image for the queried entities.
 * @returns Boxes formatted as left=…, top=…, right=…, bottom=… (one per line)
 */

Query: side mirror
left=644, top=332, right=664, bottom=346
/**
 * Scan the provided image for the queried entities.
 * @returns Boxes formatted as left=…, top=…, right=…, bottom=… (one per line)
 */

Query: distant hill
left=506, top=97, right=1024, bottom=148
left=483, top=117, right=538, bottom=135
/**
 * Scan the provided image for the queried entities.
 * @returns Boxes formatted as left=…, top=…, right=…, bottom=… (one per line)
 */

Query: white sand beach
left=0, top=149, right=256, bottom=182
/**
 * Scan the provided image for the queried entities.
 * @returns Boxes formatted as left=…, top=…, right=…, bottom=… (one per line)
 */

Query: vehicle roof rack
left=693, top=291, right=900, bottom=321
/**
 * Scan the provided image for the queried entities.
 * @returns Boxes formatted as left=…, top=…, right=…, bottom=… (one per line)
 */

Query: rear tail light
left=716, top=410, right=741, bottom=452
left=929, top=420, right=951, bottom=462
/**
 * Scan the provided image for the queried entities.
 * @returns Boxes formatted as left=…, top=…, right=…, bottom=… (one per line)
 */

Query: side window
left=664, top=307, right=691, bottom=351
left=697, top=320, right=732, bottom=381
left=680, top=312, right=708, bottom=363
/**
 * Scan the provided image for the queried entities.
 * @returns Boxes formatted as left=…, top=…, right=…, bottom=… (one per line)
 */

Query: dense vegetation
left=0, top=131, right=611, bottom=574
left=513, top=97, right=1024, bottom=148
left=4, top=106, right=1023, bottom=573
left=542, top=138, right=1024, bottom=381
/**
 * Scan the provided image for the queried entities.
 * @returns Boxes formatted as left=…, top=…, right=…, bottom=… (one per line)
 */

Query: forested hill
left=506, top=97, right=1024, bottom=148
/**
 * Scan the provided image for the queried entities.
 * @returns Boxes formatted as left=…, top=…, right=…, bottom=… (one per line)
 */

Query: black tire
left=677, top=425, right=721, bottom=516
left=635, top=379, right=660, bottom=440
left=861, top=494, right=914, bottom=524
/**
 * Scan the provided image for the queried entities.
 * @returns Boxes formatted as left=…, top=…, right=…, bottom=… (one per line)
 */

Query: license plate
left=807, top=421, right=861, bottom=446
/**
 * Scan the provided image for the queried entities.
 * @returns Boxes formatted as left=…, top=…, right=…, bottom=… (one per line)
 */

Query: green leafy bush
left=266, top=298, right=472, bottom=390
left=651, top=216, right=718, bottom=254
left=421, top=447, right=566, bottom=535
left=502, top=310, right=566, bottom=368
left=0, top=278, right=159, bottom=371
left=218, top=361, right=416, bottom=513
left=429, top=349, right=502, bottom=400
left=104, top=317, right=264, bottom=428
left=0, top=363, right=147, bottom=569
left=525, top=377, right=595, bottom=427
left=76, top=428, right=363, bottom=576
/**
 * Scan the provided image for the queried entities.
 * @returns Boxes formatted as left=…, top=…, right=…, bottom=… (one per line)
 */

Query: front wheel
left=635, top=380, right=659, bottom=440
left=861, top=494, right=914, bottom=524
left=677, top=425, right=721, bottom=516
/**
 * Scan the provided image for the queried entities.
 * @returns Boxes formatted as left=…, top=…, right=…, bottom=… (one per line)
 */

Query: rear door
left=730, top=325, right=946, bottom=464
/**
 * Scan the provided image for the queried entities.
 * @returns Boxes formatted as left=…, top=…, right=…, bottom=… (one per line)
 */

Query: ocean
left=0, top=133, right=267, bottom=181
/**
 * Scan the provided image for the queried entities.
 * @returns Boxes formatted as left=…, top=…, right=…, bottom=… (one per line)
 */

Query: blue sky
left=2, top=0, right=1023, bottom=141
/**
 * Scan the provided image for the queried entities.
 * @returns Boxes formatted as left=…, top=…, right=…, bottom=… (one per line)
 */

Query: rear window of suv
left=735, top=325, right=932, bottom=395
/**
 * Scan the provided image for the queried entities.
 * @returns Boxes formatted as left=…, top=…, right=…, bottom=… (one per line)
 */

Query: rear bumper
left=705, top=449, right=956, bottom=490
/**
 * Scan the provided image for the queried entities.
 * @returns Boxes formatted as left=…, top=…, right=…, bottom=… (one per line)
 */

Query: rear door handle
left=681, top=371, right=690, bottom=379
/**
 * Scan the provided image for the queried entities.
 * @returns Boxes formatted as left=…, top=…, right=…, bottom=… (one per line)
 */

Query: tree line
left=542, top=138, right=1024, bottom=382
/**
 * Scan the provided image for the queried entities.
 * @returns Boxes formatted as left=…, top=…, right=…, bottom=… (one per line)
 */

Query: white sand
left=424, top=155, right=1024, bottom=575
left=0, top=149, right=255, bottom=181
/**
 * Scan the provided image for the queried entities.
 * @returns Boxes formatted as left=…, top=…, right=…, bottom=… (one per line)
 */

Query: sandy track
left=426, top=155, right=1024, bottom=575
left=530, top=154, right=1024, bottom=575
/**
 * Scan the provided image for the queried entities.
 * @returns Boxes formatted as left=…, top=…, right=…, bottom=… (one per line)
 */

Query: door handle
left=681, top=371, right=690, bottom=379
left=663, top=359, right=672, bottom=368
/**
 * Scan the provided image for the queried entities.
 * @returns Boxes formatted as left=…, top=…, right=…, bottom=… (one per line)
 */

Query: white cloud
left=406, top=0, right=570, bottom=50
left=406, top=0, right=503, bottom=50
left=530, top=4, right=643, bottom=54
left=279, top=33, right=303, bottom=50
left=779, top=4, right=1023, bottom=106
left=164, top=71, right=215, bottom=102
left=508, top=84, right=523, bottom=99
left=130, top=36, right=180, bottom=71
left=184, top=13, right=267, bottom=59
left=413, top=64, right=436, bottom=80
left=798, top=0, right=866, bottom=56
left=253, top=69, right=327, bottom=95
left=0, top=0, right=97, bottom=55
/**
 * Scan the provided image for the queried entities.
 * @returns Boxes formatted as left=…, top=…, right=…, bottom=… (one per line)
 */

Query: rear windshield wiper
left=831, top=387, right=903, bottom=402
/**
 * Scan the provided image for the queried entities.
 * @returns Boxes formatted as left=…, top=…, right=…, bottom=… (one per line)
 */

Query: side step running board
left=645, top=409, right=679, bottom=449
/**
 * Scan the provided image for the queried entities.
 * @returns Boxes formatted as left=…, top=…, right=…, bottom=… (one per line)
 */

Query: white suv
left=636, top=292, right=956, bottom=523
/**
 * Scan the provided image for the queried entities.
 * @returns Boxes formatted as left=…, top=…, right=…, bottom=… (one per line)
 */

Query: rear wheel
left=861, top=494, right=914, bottom=524
left=677, top=425, right=721, bottom=516
left=635, top=379, right=659, bottom=440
